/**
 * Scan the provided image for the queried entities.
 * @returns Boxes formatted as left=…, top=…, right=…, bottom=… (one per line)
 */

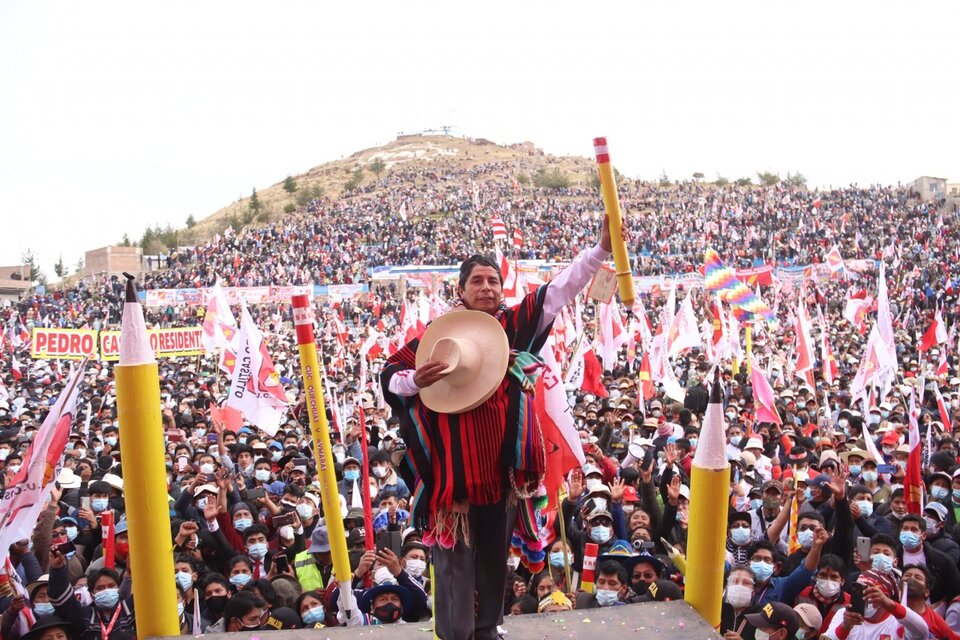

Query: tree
left=785, top=171, right=807, bottom=187
left=283, top=203, right=296, bottom=214
left=757, top=171, right=780, bottom=186
left=369, top=158, right=386, bottom=179
left=516, top=172, right=530, bottom=186
left=75, top=257, right=84, bottom=274
left=692, top=172, right=705, bottom=181
left=735, top=177, right=753, bottom=187
left=344, top=168, right=365, bottom=191
left=54, top=255, right=65, bottom=279
left=659, top=171, right=671, bottom=187
left=185, top=214, right=197, bottom=228
left=21, top=249, right=42, bottom=283
left=714, top=176, right=730, bottom=187
left=120, top=234, right=132, bottom=247
left=283, top=175, right=298, bottom=193
left=249, top=188, right=262, bottom=217
left=533, top=167, right=570, bottom=190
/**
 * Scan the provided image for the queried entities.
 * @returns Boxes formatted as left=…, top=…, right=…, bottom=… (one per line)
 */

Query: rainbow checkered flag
left=704, top=248, right=777, bottom=328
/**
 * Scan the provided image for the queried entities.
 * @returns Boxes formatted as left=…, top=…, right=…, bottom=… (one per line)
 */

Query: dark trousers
left=433, top=498, right=516, bottom=640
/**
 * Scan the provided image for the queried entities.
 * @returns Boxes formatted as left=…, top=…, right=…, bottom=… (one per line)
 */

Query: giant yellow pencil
left=291, top=295, right=353, bottom=590
left=684, top=371, right=730, bottom=629
left=116, top=274, right=180, bottom=639
left=593, top=137, right=635, bottom=308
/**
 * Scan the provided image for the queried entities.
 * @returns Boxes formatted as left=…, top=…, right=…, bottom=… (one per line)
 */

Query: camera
left=632, top=539, right=655, bottom=551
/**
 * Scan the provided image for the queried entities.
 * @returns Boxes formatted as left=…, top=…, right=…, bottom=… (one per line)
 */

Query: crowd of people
left=2, top=156, right=960, bottom=640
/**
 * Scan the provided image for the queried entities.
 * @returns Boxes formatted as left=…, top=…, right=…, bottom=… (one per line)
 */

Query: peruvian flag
left=495, top=246, right=520, bottom=305
left=399, top=300, right=425, bottom=344
left=794, top=298, right=816, bottom=382
left=491, top=216, right=508, bottom=241
left=919, top=308, right=948, bottom=353
left=638, top=352, right=655, bottom=401
left=905, top=387, right=924, bottom=515
left=817, top=306, right=839, bottom=385
left=537, top=336, right=586, bottom=510
left=934, top=386, right=951, bottom=429
left=843, top=290, right=874, bottom=334
left=10, top=355, right=22, bottom=381
left=597, top=300, right=627, bottom=372
left=632, top=298, right=654, bottom=353
left=750, top=354, right=782, bottom=425
left=937, top=350, right=949, bottom=377
left=225, top=304, right=289, bottom=436
left=512, top=229, right=524, bottom=251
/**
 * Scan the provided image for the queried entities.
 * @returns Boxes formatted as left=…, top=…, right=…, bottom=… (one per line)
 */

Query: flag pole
left=557, top=487, right=573, bottom=591
left=116, top=274, right=180, bottom=639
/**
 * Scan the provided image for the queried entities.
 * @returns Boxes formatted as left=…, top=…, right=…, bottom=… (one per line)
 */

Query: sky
left=1, top=1, right=957, bottom=279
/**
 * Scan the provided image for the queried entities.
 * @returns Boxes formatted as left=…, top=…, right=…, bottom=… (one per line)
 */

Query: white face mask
left=405, top=559, right=426, bottom=577
left=724, top=584, right=753, bottom=609
left=373, top=566, right=394, bottom=585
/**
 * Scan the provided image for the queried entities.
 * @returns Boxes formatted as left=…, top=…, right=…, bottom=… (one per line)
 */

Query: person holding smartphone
left=823, top=569, right=928, bottom=640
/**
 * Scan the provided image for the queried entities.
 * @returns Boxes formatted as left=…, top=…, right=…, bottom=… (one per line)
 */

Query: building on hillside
left=947, top=182, right=960, bottom=198
left=907, top=176, right=947, bottom=202
left=0, top=264, right=33, bottom=301
left=84, top=246, right=143, bottom=278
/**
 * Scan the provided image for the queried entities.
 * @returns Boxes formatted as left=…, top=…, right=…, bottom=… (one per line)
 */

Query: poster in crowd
left=30, top=328, right=205, bottom=361
left=30, top=328, right=98, bottom=360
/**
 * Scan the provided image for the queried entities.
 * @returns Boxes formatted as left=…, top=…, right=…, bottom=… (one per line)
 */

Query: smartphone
left=876, top=464, right=897, bottom=474
left=292, top=457, right=310, bottom=468
left=856, top=536, right=871, bottom=562
left=207, top=433, right=219, bottom=443
left=178, top=456, right=189, bottom=472
left=56, top=540, right=77, bottom=556
left=81, top=497, right=91, bottom=512
left=273, top=553, right=289, bottom=573
left=205, top=473, right=217, bottom=483
left=376, top=530, right=402, bottom=556
left=848, top=582, right=865, bottom=615
left=272, top=512, right=295, bottom=528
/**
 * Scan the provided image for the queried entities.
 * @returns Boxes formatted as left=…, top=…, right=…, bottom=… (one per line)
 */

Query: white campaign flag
left=225, top=304, right=288, bottom=436
left=201, top=280, right=238, bottom=354
left=0, top=361, right=86, bottom=565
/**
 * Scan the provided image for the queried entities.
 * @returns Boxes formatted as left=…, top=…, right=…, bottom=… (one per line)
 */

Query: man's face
left=631, top=561, right=658, bottom=586
left=816, top=566, right=843, bottom=583
left=372, top=592, right=401, bottom=609
left=891, top=496, right=907, bottom=516
left=596, top=572, right=623, bottom=594
left=459, top=265, right=501, bottom=315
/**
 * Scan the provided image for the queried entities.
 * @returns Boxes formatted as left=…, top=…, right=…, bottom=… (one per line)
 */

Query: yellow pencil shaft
left=597, top=162, right=635, bottom=307
left=685, top=465, right=730, bottom=630
left=296, top=342, right=353, bottom=586
left=745, top=325, right=753, bottom=374
left=430, top=561, right=438, bottom=640
left=116, top=364, right=180, bottom=639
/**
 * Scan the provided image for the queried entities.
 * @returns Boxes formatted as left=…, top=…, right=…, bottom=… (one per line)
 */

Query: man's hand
left=667, top=475, right=681, bottom=506
left=813, top=526, right=830, bottom=548
left=566, top=471, right=584, bottom=501
left=663, top=443, right=678, bottom=468
left=610, top=477, right=625, bottom=503
left=841, top=610, right=863, bottom=630
left=864, top=585, right=895, bottom=614
left=49, top=548, right=67, bottom=570
left=640, top=459, right=654, bottom=485
left=354, top=550, right=377, bottom=578
left=376, top=548, right=402, bottom=577
left=176, top=521, right=199, bottom=547
left=79, top=507, right=97, bottom=528
left=849, top=500, right=862, bottom=520
left=203, top=502, right=218, bottom=523
left=413, top=361, right=450, bottom=389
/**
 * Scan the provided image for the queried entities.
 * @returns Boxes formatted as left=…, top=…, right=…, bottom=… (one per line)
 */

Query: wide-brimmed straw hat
left=416, top=310, right=509, bottom=414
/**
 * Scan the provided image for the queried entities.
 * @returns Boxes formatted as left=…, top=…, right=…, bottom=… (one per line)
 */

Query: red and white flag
left=937, top=350, right=949, bottom=377
left=667, top=290, right=702, bottom=358
left=512, top=228, right=524, bottom=251
left=10, top=355, right=21, bottom=381
left=201, top=280, right=239, bottom=355
left=225, top=304, right=289, bottom=436
left=597, top=301, right=628, bottom=372
left=919, top=308, right=948, bottom=353
left=0, top=361, right=85, bottom=566
left=794, top=297, right=816, bottom=386
left=934, top=386, right=951, bottom=429
left=905, top=386, right=924, bottom=515
left=750, top=354, right=782, bottom=425
left=398, top=200, right=408, bottom=222
left=495, top=246, right=520, bottom=305
left=824, top=245, right=845, bottom=276
left=816, top=306, right=839, bottom=385
left=491, top=217, right=507, bottom=242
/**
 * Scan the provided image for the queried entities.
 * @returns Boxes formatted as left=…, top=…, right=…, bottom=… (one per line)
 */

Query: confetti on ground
left=582, top=618, right=591, bottom=623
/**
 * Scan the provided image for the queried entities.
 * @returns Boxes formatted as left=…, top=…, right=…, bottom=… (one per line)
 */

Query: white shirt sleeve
left=822, top=607, right=847, bottom=639
left=388, top=369, right=421, bottom=397
left=536, top=244, right=611, bottom=336
left=898, top=605, right=930, bottom=640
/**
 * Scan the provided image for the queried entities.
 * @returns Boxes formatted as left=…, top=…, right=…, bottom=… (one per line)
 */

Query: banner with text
left=99, top=327, right=205, bottom=361
left=31, top=328, right=99, bottom=360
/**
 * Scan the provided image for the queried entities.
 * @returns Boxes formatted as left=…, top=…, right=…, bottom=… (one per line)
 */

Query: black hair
left=242, top=524, right=270, bottom=543
left=748, top=540, right=784, bottom=564
left=244, top=578, right=278, bottom=608
left=817, top=553, right=846, bottom=574
left=528, top=571, right=553, bottom=596
left=458, top=255, right=503, bottom=290
left=202, top=572, right=231, bottom=594
left=89, top=568, right=122, bottom=591
left=509, top=595, right=538, bottom=614
left=870, top=532, right=899, bottom=551
left=902, top=563, right=935, bottom=593
left=901, top=513, right=925, bottom=532
left=224, top=591, right=267, bottom=627
left=797, top=512, right=826, bottom=527
left=596, top=559, right=628, bottom=585
left=295, top=589, right=327, bottom=615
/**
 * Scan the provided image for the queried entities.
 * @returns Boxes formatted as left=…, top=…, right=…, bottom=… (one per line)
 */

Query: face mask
left=105, top=437, right=118, bottom=446
left=373, top=567, right=394, bottom=585
left=924, top=518, right=940, bottom=535
left=762, top=496, right=780, bottom=510
left=279, top=525, right=294, bottom=541
left=899, top=531, right=922, bottom=550
left=586, top=478, right=602, bottom=492
left=882, top=446, right=894, bottom=456
left=849, top=465, right=861, bottom=476
left=797, top=529, right=815, bottom=550
left=176, top=571, right=194, bottom=590
left=549, top=551, right=567, bottom=568
left=255, top=469, right=271, bottom=482
left=725, top=584, right=753, bottom=608
left=302, top=605, right=325, bottom=625
left=590, top=526, right=612, bottom=544
left=234, top=517, right=252, bottom=532
left=93, top=445, right=103, bottom=454
left=750, top=561, right=774, bottom=582
left=206, top=595, right=229, bottom=617
left=730, top=527, right=751, bottom=546
left=871, top=553, right=894, bottom=572
left=372, top=466, right=389, bottom=479
left=405, top=558, right=426, bottom=577
left=689, top=438, right=698, bottom=448
left=344, top=469, right=360, bottom=482
left=869, top=415, right=880, bottom=426
left=0, top=449, right=9, bottom=460
left=816, top=578, right=841, bottom=599
left=76, top=448, right=86, bottom=458
left=755, top=631, right=771, bottom=640
left=65, top=526, right=79, bottom=541
left=750, top=499, right=763, bottom=510
left=230, top=573, right=252, bottom=587
left=239, top=437, right=248, bottom=445
left=7, top=464, right=21, bottom=474
left=92, top=498, right=109, bottom=513
left=864, top=604, right=879, bottom=619
left=730, top=436, right=742, bottom=446
left=34, top=602, right=55, bottom=616
left=248, top=542, right=268, bottom=560
left=296, top=504, right=314, bottom=519
left=595, top=589, right=619, bottom=607
left=372, top=603, right=401, bottom=623
left=271, top=451, right=282, bottom=461
left=196, top=498, right=208, bottom=510
left=804, top=488, right=813, bottom=501
left=506, top=555, right=520, bottom=570
left=953, top=488, right=960, bottom=502
left=200, top=463, right=215, bottom=475
left=196, top=428, right=207, bottom=437
left=862, top=471, right=878, bottom=483
left=94, top=588, right=120, bottom=609
left=177, top=602, right=185, bottom=617
left=932, top=486, right=950, bottom=500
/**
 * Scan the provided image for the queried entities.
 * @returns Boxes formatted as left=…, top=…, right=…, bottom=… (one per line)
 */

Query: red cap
left=622, top=486, right=639, bottom=503
left=881, top=431, right=900, bottom=446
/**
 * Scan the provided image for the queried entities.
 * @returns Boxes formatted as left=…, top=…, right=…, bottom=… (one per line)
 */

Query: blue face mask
left=862, top=471, right=878, bottom=483
left=750, top=499, right=763, bottom=510
left=302, top=605, right=325, bottom=625
left=255, top=469, right=271, bottom=482
left=797, top=529, right=815, bottom=549
left=92, top=498, right=109, bottom=513
left=730, top=527, right=752, bottom=546
left=175, top=571, right=193, bottom=590
left=34, top=602, right=55, bottom=616
left=272, top=451, right=281, bottom=461
left=549, top=551, right=567, bottom=568
left=952, top=489, right=960, bottom=502
left=730, top=436, right=742, bottom=446
left=899, top=531, right=922, bottom=550
left=804, top=488, right=813, bottom=501
left=750, top=561, right=774, bottom=582
left=595, top=589, right=619, bottom=606
left=871, top=553, right=895, bottom=572
left=94, top=588, right=120, bottom=609
left=230, top=573, right=252, bottom=587
left=234, top=518, right=253, bottom=532
left=65, top=526, right=79, bottom=541
left=590, top=526, right=612, bottom=544
left=248, top=542, right=268, bottom=560
left=849, top=465, right=861, bottom=476
left=177, top=602, right=185, bottom=617
left=344, top=469, right=360, bottom=482
left=932, top=486, right=950, bottom=500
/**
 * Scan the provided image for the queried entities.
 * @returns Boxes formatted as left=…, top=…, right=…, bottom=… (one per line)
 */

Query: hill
left=182, top=135, right=604, bottom=245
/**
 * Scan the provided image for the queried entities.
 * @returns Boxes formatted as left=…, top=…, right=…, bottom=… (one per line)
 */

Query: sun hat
left=415, top=310, right=509, bottom=414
